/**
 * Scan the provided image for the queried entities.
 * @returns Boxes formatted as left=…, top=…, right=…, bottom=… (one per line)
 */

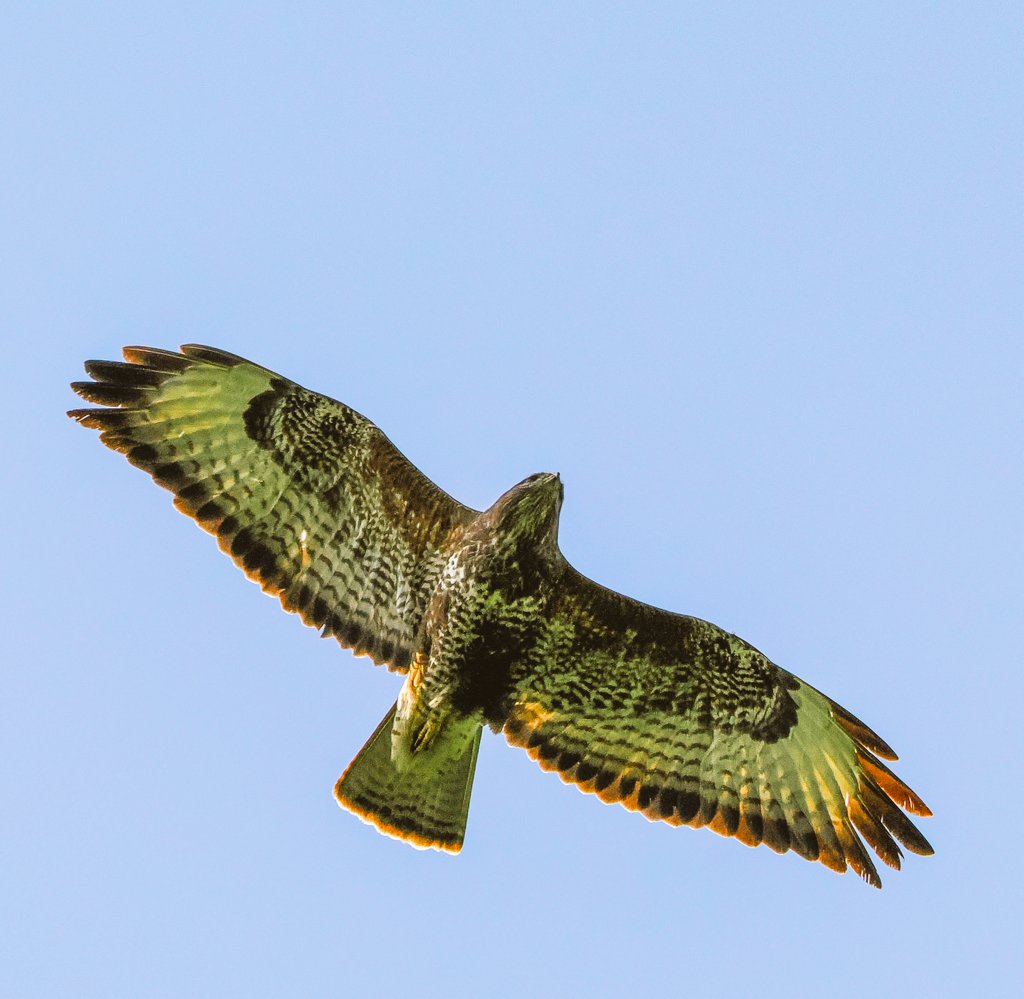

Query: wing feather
left=503, top=564, right=932, bottom=886
left=69, top=344, right=477, bottom=672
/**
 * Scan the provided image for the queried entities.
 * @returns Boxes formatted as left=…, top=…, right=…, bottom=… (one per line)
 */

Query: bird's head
left=489, top=472, right=563, bottom=552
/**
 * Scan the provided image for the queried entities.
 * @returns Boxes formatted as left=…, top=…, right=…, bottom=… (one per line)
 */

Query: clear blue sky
left=4, top=4, right=1021, bottom=997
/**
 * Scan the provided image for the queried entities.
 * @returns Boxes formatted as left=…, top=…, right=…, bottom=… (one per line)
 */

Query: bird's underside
left=70, top=344, right=933, bottom=887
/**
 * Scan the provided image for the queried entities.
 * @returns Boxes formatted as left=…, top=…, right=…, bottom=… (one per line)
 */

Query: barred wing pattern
left=69, top=345, right=477, bottom=671
left=504, top=567, right=933, bottom=887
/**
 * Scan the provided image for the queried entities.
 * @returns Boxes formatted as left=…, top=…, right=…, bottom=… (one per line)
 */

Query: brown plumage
left=70, top=345, right=933, bottom=886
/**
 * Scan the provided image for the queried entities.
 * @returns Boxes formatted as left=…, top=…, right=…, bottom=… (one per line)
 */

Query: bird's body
left=70, top=345, right=933, bottom=886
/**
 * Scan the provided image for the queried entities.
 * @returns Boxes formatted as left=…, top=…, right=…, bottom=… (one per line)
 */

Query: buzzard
left=69, top=345, right=932, bottom=887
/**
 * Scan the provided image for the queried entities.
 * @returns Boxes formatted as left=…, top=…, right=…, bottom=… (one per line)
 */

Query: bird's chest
left=425, top=551, right=549, bottom=724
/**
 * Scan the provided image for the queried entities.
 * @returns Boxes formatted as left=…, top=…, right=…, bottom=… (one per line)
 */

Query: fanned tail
left=335, top=704, right=482, bottom=853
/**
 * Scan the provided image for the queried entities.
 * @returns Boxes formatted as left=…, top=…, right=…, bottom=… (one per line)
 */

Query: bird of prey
left=69, top=345, right=932, bottom=887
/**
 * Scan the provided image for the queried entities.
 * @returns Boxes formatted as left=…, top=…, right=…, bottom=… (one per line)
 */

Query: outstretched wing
left=69, top=345, right=477, bottom=671
left=504, top=566, right=932, bottom=887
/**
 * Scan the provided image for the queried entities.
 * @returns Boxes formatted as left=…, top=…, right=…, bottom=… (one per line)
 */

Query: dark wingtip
left=122, top=346, right=194, bottom=371
left=179, top=344, right=250, bottom=366
left=84, top=359, right=171, bottom=388
left=829, top=699, right=898, bottom=760
left=70, top=380, right=153, bottom=407
left=856, top=749, right=932, bottom=817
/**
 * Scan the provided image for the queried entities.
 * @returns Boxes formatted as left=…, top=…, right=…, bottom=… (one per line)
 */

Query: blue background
left=4, top=4, right=1020, bottom=996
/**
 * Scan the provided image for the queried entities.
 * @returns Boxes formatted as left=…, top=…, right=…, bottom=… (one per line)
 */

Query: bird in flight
left=70, top=345, right=932, bottom=887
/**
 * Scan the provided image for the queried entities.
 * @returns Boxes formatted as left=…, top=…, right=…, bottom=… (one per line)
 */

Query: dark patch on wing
left=243, top=378, right=359, bottom=482
left=242, top=381, right=284, bottom=447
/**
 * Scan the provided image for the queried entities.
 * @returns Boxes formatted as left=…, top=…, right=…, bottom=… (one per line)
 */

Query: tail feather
left=335, top=704, right=482, bottom=853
